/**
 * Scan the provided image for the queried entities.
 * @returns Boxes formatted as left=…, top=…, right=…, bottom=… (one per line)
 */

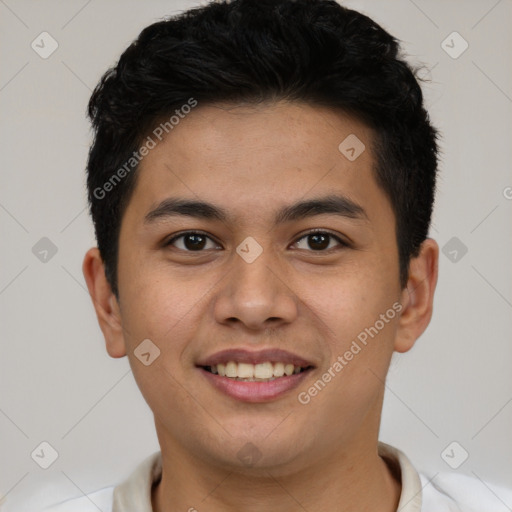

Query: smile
left=203, top=361, right=308, bottom=381
left=197, top=348, right=316, bottom=402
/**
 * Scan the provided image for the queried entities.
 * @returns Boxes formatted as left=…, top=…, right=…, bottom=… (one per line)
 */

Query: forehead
left=126, top=100, right=391, bottom=226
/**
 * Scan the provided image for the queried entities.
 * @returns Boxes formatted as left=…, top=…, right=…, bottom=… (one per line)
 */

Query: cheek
left=298, top=266, right=400, bottom=408
left=119, top=271, right=206, bottom=414
left=119, top=252, right=202, bottom=327
left=301, top=265, right=397, bottom=338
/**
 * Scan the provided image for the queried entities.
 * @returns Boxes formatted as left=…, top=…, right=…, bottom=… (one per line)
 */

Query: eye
left=165, top=230, right=347, bottom=252
left=293, top=230, right=347, bottom=251
left=165, top=231, right=221, bottom=251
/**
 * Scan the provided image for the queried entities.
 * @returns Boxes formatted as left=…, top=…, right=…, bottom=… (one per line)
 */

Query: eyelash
left=164, top=229, right=349, bottom=253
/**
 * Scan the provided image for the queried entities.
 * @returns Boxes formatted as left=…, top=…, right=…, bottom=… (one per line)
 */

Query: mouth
left=202, top=361, right=312, bottom=382
left=196, top=349, right=315, bottom=402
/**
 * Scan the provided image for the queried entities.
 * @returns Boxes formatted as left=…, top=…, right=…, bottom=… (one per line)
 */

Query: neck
left=151, top=433, right=401, bottom=512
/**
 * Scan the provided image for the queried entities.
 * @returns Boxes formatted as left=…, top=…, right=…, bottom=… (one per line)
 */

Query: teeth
left=225, top=361, right=237, bottom=378
left=284, top=364, right=294, bottom=376
left=254, top=362, right=273, bottom=379
left=237, top=363, right=254, bottom=379
left=273, top=362, right=285, bottom=377
left=207, top=361, right=306, bottom=380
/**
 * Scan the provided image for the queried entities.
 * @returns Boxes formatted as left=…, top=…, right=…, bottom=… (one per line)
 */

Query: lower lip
left=199, top=367, right=313, bottom=403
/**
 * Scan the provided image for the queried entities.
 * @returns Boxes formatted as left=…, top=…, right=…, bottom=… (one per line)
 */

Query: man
left=44, top=0, right=510, bottom=510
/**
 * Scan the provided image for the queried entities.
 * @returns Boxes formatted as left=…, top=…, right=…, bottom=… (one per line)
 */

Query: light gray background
left=1, top=0, right=511, bottom=509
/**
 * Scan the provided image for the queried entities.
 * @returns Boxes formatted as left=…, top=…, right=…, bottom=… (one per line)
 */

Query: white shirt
left=42, top=443, right=512, bottom=511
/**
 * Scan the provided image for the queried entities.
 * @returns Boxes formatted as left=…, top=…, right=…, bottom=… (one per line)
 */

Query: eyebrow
left=144, top=194, right=368, bottom=226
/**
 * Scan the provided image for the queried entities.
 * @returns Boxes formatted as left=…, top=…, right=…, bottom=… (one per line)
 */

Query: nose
left=213, top=248, right=299, bottom=332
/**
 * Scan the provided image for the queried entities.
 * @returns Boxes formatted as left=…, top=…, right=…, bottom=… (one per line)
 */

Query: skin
left=83, top=100, right=438, bottom=512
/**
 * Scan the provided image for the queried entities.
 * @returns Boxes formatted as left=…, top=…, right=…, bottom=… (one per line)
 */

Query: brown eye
left=307, top=233, right=330, bottom=250
left=294, top=231, right=346, bottom=251
left=182, top=234, right=207, bottom=250
left=166, top=232, right=220, bottom=251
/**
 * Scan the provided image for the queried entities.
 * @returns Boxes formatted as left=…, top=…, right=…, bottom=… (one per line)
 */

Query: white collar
left=112, top=442, right=423, bottom=511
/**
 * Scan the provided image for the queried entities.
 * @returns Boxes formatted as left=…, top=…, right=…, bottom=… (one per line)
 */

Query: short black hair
left=87, top=0, right=439, bottom=298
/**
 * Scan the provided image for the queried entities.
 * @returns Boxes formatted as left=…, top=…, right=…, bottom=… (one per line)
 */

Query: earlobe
left=394, top=238, right=439, bottom=353
left=82, top=247, right=127, bottom=358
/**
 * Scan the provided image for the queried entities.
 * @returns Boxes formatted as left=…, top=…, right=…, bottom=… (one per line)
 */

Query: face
left=85, top=100, right=435, bottom=475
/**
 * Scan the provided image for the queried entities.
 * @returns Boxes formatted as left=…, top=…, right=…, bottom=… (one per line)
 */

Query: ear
left=394, top=238, right=439, bottom=353
left=82, top=247, right=126, bottom=358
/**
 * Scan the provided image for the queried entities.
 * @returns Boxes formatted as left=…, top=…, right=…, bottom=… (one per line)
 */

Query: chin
left=206, top=428, right=309, bottom=474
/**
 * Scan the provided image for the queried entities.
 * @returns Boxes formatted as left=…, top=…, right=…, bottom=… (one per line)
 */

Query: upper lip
left=197, top=348, right=315, bottom=368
